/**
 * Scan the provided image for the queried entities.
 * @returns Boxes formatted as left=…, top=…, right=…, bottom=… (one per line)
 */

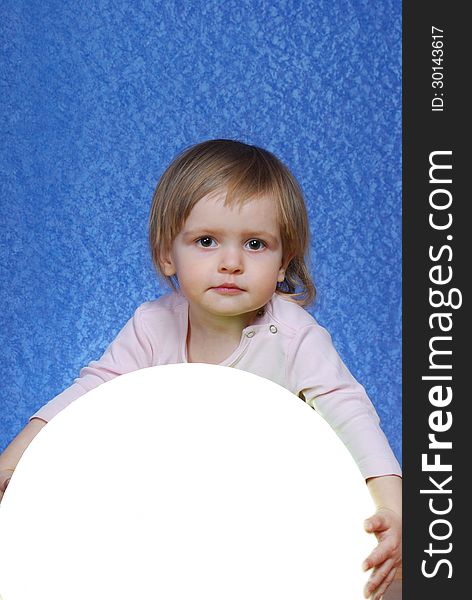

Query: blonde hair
left=149, top=139, right=315, bottom=306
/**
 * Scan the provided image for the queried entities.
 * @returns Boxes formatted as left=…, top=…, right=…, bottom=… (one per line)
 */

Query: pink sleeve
left=30, top=306, right=153, bottom=423
left=287, top=324, right=402, bottom=480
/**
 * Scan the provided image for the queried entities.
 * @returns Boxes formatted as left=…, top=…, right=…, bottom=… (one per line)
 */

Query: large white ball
left=0, top=364, right=375, bottom=599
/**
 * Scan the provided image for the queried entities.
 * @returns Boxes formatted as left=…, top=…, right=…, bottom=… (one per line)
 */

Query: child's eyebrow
left=183, top=229, right=279, bottom=244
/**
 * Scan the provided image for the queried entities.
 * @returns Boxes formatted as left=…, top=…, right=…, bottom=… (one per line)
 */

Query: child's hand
left=0, top=468, right=14, bottom=503
left=362, top=507, right=402, bottom=599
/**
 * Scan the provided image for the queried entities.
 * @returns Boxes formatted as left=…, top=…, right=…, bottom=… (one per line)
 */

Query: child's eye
left=197, top=236, right=217, bottom=248
left=245, top=239, right=266, bottom=251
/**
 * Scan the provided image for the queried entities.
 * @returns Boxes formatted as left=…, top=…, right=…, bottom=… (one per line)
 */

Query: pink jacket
left=32, top=292, right=401, bottom=479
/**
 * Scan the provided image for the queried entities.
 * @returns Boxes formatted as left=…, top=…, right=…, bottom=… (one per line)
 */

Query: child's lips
left=210, top=284, right=245, bottom=294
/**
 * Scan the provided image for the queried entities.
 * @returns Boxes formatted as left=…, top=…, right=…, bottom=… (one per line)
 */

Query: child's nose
left=218, top=247, right=243, bottom=273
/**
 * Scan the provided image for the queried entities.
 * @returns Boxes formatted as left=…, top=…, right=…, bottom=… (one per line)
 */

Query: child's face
left=162, top=190, right=287, bottom=320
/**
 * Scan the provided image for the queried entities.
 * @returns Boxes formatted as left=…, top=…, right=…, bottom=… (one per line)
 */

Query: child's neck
left=186, top=305, right=259, bottom=364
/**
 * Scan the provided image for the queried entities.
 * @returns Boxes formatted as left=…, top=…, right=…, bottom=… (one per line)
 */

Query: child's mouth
left=211, top=285, right=244, bottom=295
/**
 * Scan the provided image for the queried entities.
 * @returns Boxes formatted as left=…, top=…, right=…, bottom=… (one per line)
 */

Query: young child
left=0, top=139, right=401, bottom=599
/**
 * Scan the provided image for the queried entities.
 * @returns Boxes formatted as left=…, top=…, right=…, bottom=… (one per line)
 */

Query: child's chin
left=206, top=301, right=254, bottom=317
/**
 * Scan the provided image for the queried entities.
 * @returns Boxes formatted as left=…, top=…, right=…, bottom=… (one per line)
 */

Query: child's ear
left=277, top=254, right=294, bottom=283
left=160, top=251, right=177, bottom=277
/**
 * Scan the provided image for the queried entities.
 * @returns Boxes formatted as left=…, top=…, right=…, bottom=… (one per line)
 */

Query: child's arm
left=288, top=323, right=402, bottom=597
left=363, top=475, right=402, bottom=599
left=0, top=417, right=47, bottom=502
left=1, top=304, right=155, bottom=503
left=30, top=305, right=153, bottom=424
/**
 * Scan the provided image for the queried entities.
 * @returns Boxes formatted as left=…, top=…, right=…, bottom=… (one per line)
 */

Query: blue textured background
left=0, top=0, right=401, bottom=464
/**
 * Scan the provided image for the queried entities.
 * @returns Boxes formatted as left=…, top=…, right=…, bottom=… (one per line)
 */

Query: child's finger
left=362, top=538, right=398, bottom=571
left=0, top=476, right=11, bottom=494
left=0, top=477, right=10, bottom=502
left=370, top=566, right=397, bottom=600
left=363, top=558, right=395, bottom=598
left=364, top=513, right=389, bottom=533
